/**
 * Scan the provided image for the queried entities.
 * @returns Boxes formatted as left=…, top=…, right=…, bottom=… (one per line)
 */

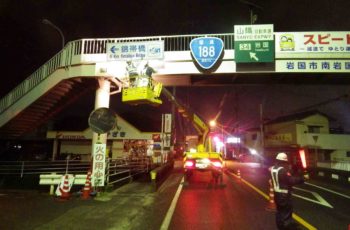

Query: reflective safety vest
left=271, top=166, right=288, bottom=194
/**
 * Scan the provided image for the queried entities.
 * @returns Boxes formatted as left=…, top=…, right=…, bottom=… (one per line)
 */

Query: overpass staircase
left=0, top=78, right=95, bottom=138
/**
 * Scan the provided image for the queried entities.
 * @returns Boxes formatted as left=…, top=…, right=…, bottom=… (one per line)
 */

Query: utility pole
left=238, top=0, right=263, bottom=25
left=260, top=103, right=265, bottom=161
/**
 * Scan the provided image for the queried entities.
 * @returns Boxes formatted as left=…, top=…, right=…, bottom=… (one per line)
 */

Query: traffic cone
left=81, top=170, right=92, bottom=200
left=59, top=175, right=71, bottom=200
left=237, top=169, right=241, bottom=180
left=266, top=179, right=276, bottom=212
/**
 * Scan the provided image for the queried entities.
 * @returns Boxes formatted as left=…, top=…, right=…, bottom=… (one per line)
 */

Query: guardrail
left=150, top=160, right=174, bottom=191
left=317, top=160, right=350, bottom=171
left=1, top=157, right=155, bottom=189
left=39, top=173, right=88, bottom=195
left=0, top=33, right=234, bottom=115
left=312, top=160, right=350, bottom=185
left=0, top=159, right=90, bottom=177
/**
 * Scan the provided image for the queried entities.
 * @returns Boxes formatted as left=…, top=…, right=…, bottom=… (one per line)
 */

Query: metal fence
left=0, top=157, right=153, bottom=186
left=0, top=160, right=90, bottom=177
left=106, top=157, right=152, bottom=185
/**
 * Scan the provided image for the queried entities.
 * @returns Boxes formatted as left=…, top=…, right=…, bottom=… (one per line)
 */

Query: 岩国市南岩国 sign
left=234, top=24, right=274, bottom=63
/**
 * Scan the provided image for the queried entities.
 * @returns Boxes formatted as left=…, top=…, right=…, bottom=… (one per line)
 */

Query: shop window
left=324, top=152, right=331, bottom=161
left=308, top=125, right=321, bottom=133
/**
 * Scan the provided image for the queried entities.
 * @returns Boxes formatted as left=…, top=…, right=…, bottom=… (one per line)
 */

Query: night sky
left=1, top=0, right=350, bottom=133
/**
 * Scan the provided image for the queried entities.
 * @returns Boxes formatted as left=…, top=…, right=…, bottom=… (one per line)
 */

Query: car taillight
left=185, top=160, right=194, bottom=168
left=211, top=161, right=223, bottom=168
left=299, top=149, right=307, bottom=169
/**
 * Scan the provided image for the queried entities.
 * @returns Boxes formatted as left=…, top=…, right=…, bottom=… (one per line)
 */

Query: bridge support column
left=51, top=138, right=58, bottom=161
left=91, top=78, right=111, bottom=157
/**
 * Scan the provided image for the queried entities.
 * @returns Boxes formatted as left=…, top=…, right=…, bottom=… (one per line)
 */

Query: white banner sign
left=234, top=24, right=274, bottom=41
left=276, top=60, right=350, bottom=72
left=92, top=143, right=106, bottom=187
left=276, top=32, right=350, bottom=53
left=107, top=41, right=164, bottom=61
left=164, top=134, right=171, bottom=147
left=164, top=114, right=172, bottom=133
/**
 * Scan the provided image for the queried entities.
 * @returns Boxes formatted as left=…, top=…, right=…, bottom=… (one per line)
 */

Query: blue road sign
left=190, top=37, right=224, bottom=70
left=110, top=46, right=116, bottom=53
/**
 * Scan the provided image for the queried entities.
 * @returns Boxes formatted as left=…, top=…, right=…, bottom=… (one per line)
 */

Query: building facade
left=244, top=111, right=350, bottom=172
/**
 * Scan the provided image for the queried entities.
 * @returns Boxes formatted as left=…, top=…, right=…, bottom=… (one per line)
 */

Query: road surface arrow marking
left=305, top=182, right=350, bottom=199
left=293, top=187, right=333, bottom=208
left=249, top=52, right=259, bottom=61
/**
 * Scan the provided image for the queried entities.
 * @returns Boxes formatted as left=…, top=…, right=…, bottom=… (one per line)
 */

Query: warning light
left=213, top=136, right=220, bottom=143
left=184, top=160, right=194, bottom=168
left=299, top=149, right=307, bottom=169
left=211, top=161, right=223, bottom=168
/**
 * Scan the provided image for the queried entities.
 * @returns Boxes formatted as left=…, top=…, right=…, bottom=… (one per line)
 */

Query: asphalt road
left=225, top=161, right=350, bottom=230
left=168, top=171, right=277, bottom=230
left=0, top=161, right=349, bottom=229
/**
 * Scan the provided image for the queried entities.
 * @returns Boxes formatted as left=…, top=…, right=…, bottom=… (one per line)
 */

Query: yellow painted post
left=49, top=172, right=56, bottom=195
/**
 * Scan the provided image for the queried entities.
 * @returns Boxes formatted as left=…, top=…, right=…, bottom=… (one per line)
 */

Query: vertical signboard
left=162, top=114, right=172, bottom=148
left=234, top=24, right=274, bottom=63
left=92, top=143, right=106, bottom=187
left=164, top=114, right=172, bottom=133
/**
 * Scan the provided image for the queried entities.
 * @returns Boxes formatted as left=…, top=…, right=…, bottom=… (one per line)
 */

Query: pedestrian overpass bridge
left=1, top=33, right=349, bottom=139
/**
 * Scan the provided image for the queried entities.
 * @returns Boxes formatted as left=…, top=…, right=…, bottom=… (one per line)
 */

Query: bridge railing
left=0, top=33, right=234, bottom=116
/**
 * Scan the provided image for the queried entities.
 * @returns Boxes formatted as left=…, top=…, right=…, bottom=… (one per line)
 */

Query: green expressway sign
left=234, top=24, right=275, bottom=63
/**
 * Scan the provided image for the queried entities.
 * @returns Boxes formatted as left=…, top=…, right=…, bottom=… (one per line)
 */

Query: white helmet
left=276, top=152, right=288, bottom=161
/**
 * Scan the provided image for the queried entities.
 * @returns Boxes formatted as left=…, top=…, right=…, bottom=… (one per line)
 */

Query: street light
left=42, top=18, right=65, bottom=49
left=238, top=0, right=263, bottom=24
left=209, top=120, right=216, bottom=128
left=209, top=120, right=227, bottom=155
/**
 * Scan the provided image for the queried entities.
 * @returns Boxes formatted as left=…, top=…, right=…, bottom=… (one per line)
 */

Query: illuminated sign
left=275, top=32, right=350, bottom=58
left=276, top=60, right=350, bottom=72
left=267, top=133, right=292, bottom=142
left=234, top=24, right=274, bottom=63
left=56, top=132, right=85, bottom=140
left=190, top=37, right=224, bottom=70
left=107, top=41, right=164, bottom=61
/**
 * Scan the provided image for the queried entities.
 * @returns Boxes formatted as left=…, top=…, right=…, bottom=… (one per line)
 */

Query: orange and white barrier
left=55, top=174, right=74, bottom=199
left=81, top=170, right=93, bottom=200
left=266, top=179, right=276, bottom=212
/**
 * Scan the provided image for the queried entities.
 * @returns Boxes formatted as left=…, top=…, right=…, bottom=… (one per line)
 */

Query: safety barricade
left=39, top=173, right=88, bottom=195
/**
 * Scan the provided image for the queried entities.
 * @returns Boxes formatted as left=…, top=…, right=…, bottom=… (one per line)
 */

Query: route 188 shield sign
left=190, top=37, right=224, bottom=70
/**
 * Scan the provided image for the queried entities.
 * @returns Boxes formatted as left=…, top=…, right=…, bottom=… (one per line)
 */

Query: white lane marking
left=305, top=181, right=350, bottom=199
left=160, top=176, right=184, bottom=230
left=293, top=187, right=333, bottom=208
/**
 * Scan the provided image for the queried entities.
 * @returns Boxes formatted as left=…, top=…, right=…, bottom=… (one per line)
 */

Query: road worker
left=270, top=152, right=305, bottom=230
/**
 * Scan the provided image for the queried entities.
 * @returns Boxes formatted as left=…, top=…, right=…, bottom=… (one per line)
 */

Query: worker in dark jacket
left=270, top=152, right=305, bottom=230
